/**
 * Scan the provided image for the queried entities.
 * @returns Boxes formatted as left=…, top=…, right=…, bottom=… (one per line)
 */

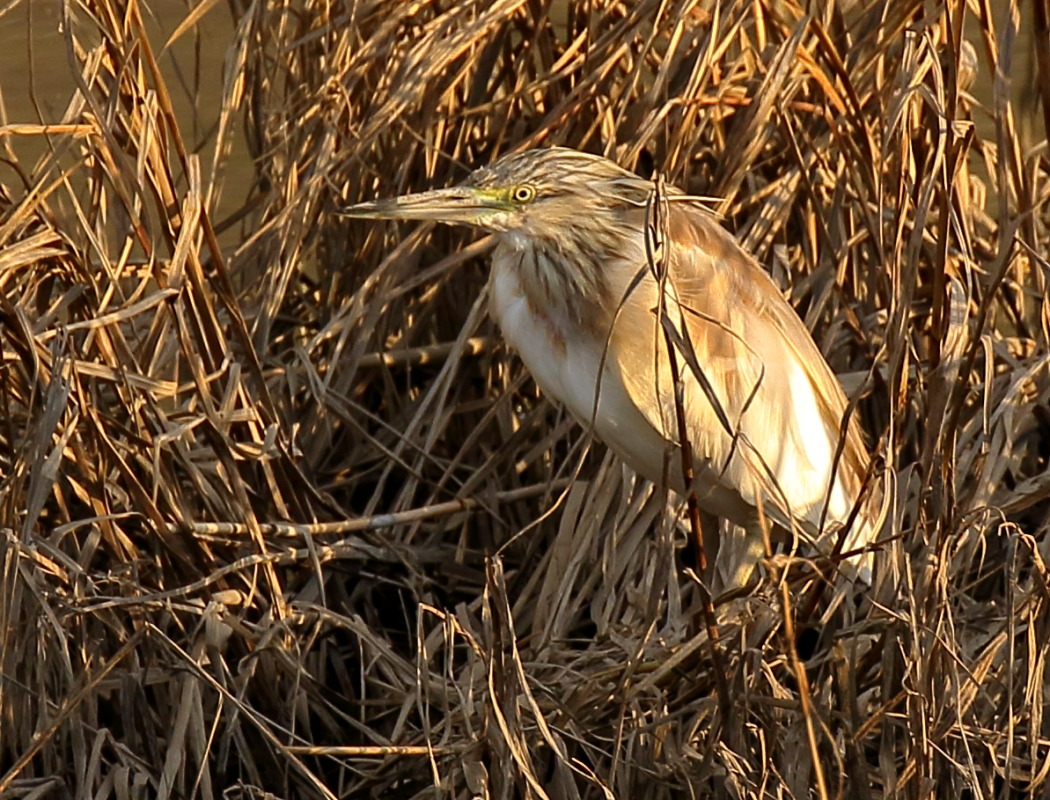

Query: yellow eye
left=511, top=184, right=536, bottom=204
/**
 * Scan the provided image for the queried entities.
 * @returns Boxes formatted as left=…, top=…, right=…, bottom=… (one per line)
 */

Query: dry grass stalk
left=1, top=0, right=1048, bottom=797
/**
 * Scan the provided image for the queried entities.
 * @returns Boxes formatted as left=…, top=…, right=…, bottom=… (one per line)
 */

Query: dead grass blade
left=1, top=0, right=1047, bottom=797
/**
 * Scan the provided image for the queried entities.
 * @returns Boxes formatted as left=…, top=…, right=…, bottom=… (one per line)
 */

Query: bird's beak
left=340, top=186, right=502, bottom=225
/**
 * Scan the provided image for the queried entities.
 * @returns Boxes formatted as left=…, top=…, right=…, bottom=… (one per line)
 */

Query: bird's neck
left=494, top=229, right=614, bottom=337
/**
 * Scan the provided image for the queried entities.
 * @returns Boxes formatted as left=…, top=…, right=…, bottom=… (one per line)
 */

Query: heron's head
left=341, top=148, right=656, bottom=241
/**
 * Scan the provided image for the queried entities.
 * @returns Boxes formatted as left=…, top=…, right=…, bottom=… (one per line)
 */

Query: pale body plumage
left=343, top=148, right=880, bottom=582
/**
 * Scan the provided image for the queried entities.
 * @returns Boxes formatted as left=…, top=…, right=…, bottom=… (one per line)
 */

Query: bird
left=342, top=147, right=882, bottom=587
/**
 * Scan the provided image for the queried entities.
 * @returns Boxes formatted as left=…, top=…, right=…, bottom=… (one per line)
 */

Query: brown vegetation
left=1, top=0, right=1048, bottom=798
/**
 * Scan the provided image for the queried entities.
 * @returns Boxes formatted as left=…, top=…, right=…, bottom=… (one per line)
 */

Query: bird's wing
left=607, top=202, right=871, bottom=547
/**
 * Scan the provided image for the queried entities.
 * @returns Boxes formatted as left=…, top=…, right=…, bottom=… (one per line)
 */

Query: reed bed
left=1, top=0, right=1048, bottom=797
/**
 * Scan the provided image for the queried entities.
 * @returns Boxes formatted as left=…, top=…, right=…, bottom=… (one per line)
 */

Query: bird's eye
left=511, top=185, right=536, bottom=204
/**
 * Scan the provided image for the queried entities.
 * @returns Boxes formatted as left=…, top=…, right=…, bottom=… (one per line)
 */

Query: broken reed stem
left=779, top=576, right=831, bottom=800
left=645, top=174, right=732, bottom=727
left=183, top=479, right=566, bottom=538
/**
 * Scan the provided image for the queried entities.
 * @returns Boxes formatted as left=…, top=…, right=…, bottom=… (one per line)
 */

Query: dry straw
left=1, top=0, right=1048, bottom=798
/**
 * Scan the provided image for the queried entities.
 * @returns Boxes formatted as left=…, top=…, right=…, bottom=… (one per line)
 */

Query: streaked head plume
left=463, top=147, right=659, bottom=234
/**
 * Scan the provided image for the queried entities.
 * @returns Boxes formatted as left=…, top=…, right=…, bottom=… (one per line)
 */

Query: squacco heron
left=343, top=148, right=880, bottom=585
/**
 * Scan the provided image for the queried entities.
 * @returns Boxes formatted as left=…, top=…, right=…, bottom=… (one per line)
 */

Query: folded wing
left=608, top=202, right=877, bottom=574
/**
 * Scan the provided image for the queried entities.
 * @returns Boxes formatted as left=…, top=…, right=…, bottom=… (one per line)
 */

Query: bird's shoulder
left=663, top=204, right=842, bottom=385
left=666, top=203, right=870, bottom=471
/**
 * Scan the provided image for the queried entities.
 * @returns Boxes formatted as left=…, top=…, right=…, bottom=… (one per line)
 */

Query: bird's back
left=491, top=199, right=880, bottom=579
left=620, top=203, right=880, bottom=576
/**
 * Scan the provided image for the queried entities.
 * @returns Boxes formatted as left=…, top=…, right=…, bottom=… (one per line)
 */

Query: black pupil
left=517, top=187, right=530, bottom=200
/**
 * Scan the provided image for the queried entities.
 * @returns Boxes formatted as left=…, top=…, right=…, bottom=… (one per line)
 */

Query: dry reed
left=1, top=0, right=1048, bottom=798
